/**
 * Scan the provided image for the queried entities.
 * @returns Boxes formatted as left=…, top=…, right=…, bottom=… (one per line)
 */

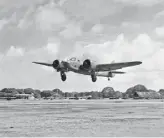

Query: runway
left=0, top=99, right=164, bottom=137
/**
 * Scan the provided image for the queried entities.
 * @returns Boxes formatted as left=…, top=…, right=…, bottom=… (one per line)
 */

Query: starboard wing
left=96, top=61, right=142, bottom=71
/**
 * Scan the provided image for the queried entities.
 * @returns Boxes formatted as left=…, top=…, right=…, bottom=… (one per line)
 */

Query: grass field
left=0, top=99, right=164, bottom=137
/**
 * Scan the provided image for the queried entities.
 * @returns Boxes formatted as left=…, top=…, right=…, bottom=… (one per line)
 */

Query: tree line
left=0, top=84, right=164, bottom=99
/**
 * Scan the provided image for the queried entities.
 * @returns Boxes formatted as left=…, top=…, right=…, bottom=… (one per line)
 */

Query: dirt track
left=0, top=99, right=164, bottom=137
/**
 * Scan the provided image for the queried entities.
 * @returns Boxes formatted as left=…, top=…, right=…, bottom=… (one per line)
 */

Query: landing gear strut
left=60, top=71, right=66, bottom=81
left=91, top=72, right=97, bottom=82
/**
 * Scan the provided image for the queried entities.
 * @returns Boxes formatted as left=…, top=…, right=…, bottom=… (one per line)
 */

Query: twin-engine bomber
left=32, top=57, right=142, bottom=82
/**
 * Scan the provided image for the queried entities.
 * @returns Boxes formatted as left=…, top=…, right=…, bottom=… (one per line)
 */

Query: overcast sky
left=1, top=0, right=164, bottom=92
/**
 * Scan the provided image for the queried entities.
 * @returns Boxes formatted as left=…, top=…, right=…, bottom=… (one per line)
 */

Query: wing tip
left=32, top=61, right=52, bottom=67
left=32, top=62, right=38, bottom=64
left=136, top=61, right=142, bottom=65
left=130, top=61, right=142, bottom=65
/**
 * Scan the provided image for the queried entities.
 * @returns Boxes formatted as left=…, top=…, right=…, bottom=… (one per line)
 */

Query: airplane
left=32, top=57, right=142, bottom=82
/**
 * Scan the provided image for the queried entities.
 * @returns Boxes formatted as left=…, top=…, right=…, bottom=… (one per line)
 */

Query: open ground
left=0, top=99, right=164, bottom=137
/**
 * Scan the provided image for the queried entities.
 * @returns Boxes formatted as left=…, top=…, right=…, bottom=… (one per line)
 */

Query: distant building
left=109, top=97, right=118, bottom=99
left=86, top=95, right=92, bottom=99
left=68, top=97, right=79, bottom=100
left=78, top=97, right=86, bottom=100
left=67, top=95, right=92, bottom=100
left=133, top=91, right=162, bottom=99
left=44, top=96, right=54, bottom=100
left=53, top=93, right=63, bottom=99
left=15, top=94, right=34, bottom=99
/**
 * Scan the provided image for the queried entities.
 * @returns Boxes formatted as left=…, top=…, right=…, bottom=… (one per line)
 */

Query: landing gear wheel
left=92, top=77, right=97, bottom=82
left=61, top=72, right=66, bottom=81
left=108, top=77, right=110, bottom=81
left=91, top=74, right=97, bottom=82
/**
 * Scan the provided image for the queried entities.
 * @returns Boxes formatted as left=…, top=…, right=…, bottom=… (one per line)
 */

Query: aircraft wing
left=96, top=61, right=142, bottom=71
left=32, top=62, right=52, bottom=67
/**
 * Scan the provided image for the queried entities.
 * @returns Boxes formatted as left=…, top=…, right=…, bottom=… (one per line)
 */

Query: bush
left=159, top=89, right=164, bottom=96
left=122, top=93, right=129, bottom=99
left=91, top=91, right=101, bottom=99
left=24, top=88, right=34, bottom=94
left=101, top=87, right=115, bottom=98
left=33, top=90, right=41, bottom=99
left=0, top=92, right=5, bottom=97
left=16, top=89, right=24, bottom=94
left=1, top=88, right=18, bottom=93
left=41, top=90, right=52, bottom=98
left=114, top=91, right=123, bottom=99
left=64, top=92, right=74, bottom=98
left=126, top=84, right=148, bottom=98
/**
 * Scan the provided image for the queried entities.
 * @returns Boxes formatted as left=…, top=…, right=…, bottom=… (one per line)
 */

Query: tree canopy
left=0, top=84, right=163, bottom=99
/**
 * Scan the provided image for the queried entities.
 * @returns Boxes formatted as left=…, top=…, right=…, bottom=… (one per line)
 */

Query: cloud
left=0, top=0, right=70, bottom=52
left=82, top=33, right=161, bottom=63
left=62, top=0, right=118, bottom=22
left=121, top=22, right=141, bottom=28
left=59, top=21, right=82, bottom=39
left=44, top=38, right=60, bottom=55
left=155, top=26, right=164, bottom=37
left=91, top=24, right=104, bottom=34
left=58, top=0, right=68, bottom=6
left=28, top=42, right=59, bottom=62
left=146, top=49, right=164, bottom=70
left=0, top=0, right=86, bottom=56
left=155, top=10, right=164, bottom=19
left=114, top=0, right=163, bottom=6
left=0, top=19, right=8, bottom=30
left=41, top=66, right=54, bottom=72
left=35, top=1, right=67, bottom=31
left=0, top=0, right=43, bottom=7
left=0, top=0, right=160, bottom=54
left=154, top=10, right=164, bottom=27
left=17, top=6, right=36, bottom=29
left=6, top=46, right=25, bottom=57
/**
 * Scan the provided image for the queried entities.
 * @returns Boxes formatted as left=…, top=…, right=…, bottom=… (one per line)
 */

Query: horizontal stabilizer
left=32, top=62, right=52, bottom=67
left=111, top=71, right=126, bottom=74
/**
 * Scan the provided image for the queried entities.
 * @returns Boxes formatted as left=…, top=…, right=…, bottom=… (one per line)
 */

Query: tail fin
left=111, top=60, right=115, bottom=63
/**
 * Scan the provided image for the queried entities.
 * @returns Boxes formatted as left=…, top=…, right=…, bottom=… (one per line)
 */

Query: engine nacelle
left=108, top=72, right=115, bottom=78
left=52, top=60, right=60, bottom=69
left=83, top=59, right=96, bottom=70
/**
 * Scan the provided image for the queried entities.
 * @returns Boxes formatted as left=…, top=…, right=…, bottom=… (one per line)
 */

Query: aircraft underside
left=59, top=70, right=111, bottom=82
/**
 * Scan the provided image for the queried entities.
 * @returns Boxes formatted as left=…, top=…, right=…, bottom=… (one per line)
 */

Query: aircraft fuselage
left=62, top=58, right=112, bottom=77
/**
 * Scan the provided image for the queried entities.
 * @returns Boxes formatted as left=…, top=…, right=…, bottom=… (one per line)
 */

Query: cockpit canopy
left=66, top=57, right=80, bottom=62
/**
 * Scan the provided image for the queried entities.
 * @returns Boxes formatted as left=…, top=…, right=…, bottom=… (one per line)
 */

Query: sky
left=1, top=0, right=164, bottom=92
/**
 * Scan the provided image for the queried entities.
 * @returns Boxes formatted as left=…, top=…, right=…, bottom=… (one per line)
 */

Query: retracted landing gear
left=60, top=71, right=66, bottom=81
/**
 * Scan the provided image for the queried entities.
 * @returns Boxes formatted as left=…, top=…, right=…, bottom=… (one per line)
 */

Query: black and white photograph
left=0, top=0, right=164, bottom=137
